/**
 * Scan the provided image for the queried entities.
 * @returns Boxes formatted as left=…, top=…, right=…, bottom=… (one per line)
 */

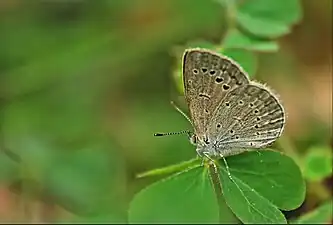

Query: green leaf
left=292, top=200, right=333, bottom=224
left=221, top=48, right=258, bottom=77
left=217, top=150, right=305, bottom=224
left=136, top=158, right=200, bottom=178
left=128, top=166, right=219, bottom=223
left=303, top=146, right=332, bottom=182
left=236, top=0, right=302, bottom=38
left=237, top=0, right=302, bottom=24
left=223, top=29, right=279, bottom=52
left=237, top=13, right=290, bottom=38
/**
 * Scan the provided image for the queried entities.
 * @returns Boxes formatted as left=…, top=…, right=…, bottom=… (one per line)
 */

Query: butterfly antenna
left=170, top=101, right=193, bottom=125
left=154, top=130, right=191, bottom=137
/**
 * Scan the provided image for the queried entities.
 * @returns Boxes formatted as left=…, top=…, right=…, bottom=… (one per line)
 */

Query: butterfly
left=155, top=48, right=285, bottom=170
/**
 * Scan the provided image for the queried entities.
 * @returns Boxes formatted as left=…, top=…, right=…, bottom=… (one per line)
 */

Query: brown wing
left=182, top=48, right=250, bottom=141
left=207, top=82, right=285, bottom=155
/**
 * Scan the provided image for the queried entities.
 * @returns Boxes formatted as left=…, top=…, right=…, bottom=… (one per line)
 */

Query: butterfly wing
left=208, top=82, right=285, bottom=156
left=182, top=48, right=250, bottom=141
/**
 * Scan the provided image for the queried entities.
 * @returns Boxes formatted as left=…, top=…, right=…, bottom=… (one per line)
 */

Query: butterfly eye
left=209, top=70, right=216, bottom=75
left=225, top=102, right=230, bottom=107
left=190, top=134, right=197, bottom=145
left=202, top=68, right=207, bottom=73
left=193, top=69, right=198, bottom=74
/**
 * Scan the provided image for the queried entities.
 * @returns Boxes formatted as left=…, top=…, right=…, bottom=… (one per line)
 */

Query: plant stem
left=208, top=162, right=237, bottom=223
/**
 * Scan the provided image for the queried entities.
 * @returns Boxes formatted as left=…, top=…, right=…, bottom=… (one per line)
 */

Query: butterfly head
left=189, top=133, right=218, bottom=158
left=189, top=133, right=198, bottom=145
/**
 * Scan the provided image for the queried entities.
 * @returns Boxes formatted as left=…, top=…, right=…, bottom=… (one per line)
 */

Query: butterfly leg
left=203, top=152, right=214, bottom=163
left=200, top=158, right=205, bottom=166
left=219, top=153, right=235, bottom=182
left=195, top=153, right=205, bottom=166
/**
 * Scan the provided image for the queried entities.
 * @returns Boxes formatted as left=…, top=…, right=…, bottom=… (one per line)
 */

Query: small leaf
left=236, top=0, right=302, bottom=38
left=237, top=13, right=290, bottom=38
left=128, top=166, right=219, bottom=223
left=217, top=150, right=305, bottom=224
left=136, top=158, right=200, bottom=178
left=303, top=146, right=332, bottom=182
left=223, top=29, right=279, bottom=52
left=220, top=171, right=286, bottom=224
left=237, top=0, right=302, bottom=24
left=173, top=69, right=185, bottom=95
left=221, top=48, right=258, bottom=77
left=292, top=200, right=333, bottom=224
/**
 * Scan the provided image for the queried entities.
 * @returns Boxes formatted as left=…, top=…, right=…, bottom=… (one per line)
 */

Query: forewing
left=182, top=48, right=250, bottom=140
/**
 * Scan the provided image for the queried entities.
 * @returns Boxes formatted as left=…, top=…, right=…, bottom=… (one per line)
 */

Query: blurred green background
left=0, top=0, right=331, bottom=223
